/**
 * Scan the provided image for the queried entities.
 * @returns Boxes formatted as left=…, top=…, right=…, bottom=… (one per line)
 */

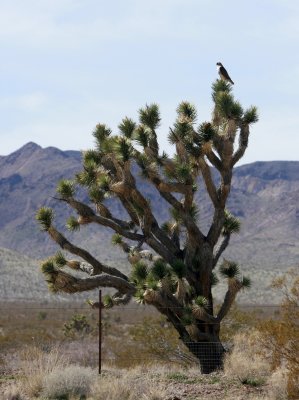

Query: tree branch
left=47, top=226, right=128, bottom=280
left=213, top=234, right=230, bottom=268
left=216, top=279, right=243, bottom=322
left=47, top=269, right=135, bottom=295
left=198, top=158, right=219, bottom=207
left=232, top=123, right=250, bottom=166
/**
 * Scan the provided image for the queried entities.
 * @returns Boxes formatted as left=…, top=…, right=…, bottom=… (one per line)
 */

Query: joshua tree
left=36, top=80, right=258, bottom=373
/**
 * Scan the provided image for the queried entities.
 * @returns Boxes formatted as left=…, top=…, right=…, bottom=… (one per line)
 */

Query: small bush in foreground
left=41, top=365, right=95, bottom=399
left=20, top=346, right=68, bottom=397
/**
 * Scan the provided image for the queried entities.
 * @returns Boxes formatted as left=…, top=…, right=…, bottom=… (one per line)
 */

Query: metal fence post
left=99, top=289, right=102, bottom=374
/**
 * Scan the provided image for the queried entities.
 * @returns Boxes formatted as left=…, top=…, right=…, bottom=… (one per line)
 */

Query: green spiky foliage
left=181, top=306, right=194, bottom=326
left=194, top=296, right=209, bottom=307
left=169, top=121, right=193, bottom=143
left=103, top=294, right=114, bottom=308
left=66, top=216, right=80, bottom=231
left=97, top=175, right=111, bottom=192
left=36, top=207, right=54, bottom=231
left=88, top=186, right=105, bottom=204
left=151, top=259, right=169, bottom=280
left=82, top=149, right=102, bottom=165
left=176, top=101, right=197, bottom=123
left=134, top=288, right=145, bottom=304
left=118, top=117, right=136, bottom=138
left=56, top=179, right=75, bottom=199
left=131, top=261, right=148, bottom=284
left=243, top=106, right=259, bottom=124
left=223, top=210, right=241, bottom=235
left=145, top=274, right=159, bottom=290
left=241, top=276, right=251, bottom=289
left=41, top=259, right=56, bottom=275
left=133, top=125, right=150, bottom=148
left=53, top=251, right=66, bottom=268
left=219, top=260, right=240, bottom=279
left=93, top=123, right=112, bottom=149
left=170, top=260, right=186, bottom=279
left=211, top=79, right=232, bottom=100
left=215, top=92, right=244, bottom=120
left=139, top=103, right=161, bottom=130
left=111, top=233, right=123, bottom=246
left=197, top=122, right=216, bottom=144
left=114, top=137, right=133, bottom=162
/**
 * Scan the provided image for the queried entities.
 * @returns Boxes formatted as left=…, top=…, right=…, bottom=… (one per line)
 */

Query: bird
left=216, top=62, right=234, bottom=84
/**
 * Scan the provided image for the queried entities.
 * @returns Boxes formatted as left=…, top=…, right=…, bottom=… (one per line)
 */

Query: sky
left=1, top=0, right=298, bottom=165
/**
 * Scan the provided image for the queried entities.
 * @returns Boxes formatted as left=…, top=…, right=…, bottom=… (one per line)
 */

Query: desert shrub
left=258, top=269, right=299, bottom=399
left=224, top=330, right=270, bottom=383
left=90, top=368, right=166, bottom=400
left=63, top=314, right=92, bottom=339
left=19, top=345, right=69, bottom=397
left=41, top=365, right=96, bottom=399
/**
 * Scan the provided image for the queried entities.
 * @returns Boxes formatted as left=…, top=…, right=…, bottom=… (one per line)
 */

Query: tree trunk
left=184, top=340, right=226, bottom=374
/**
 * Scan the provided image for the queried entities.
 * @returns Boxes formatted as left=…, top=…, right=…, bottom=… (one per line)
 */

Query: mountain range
left=0, top=142, right=298, bottom=302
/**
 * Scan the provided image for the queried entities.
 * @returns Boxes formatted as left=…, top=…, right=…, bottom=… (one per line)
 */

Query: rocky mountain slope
left=0, top=142, right=298, bottom=270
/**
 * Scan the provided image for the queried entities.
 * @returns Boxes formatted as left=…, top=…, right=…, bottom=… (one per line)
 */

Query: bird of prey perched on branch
left=216, top=62, right=234, bottom=85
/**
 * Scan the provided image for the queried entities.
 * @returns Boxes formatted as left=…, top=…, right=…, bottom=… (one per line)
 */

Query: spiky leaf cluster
left=66, top=216, right=80, bottom=231
left=131, top=261, right=148, bottom=284
left=133, top=125, right=150, bottom=148
left=134, top=288, right=145, bottom=304
left=241, top=276, right=251, bottom=289
left=93, top=124, right=112, bottom=148
left=97, top=175, right=111, bottom=192
left=176, top=101, right=197, bottom=123
left=169, top=120, right=194, bottom=144
left=215, top=92, right=244, bottom=120
left=151, top=259, right=169, bottom=280
left=56, top=179, right=75, bottom=199
left=181, top=306, right=194, bottom=326
left=41, top=259, right=56, bottom=275
left=194, top=296, right=209, bottom=307
left=102, top=294, right=113, bottom=308
left=197, top=122, right=216, bottom=144
left=219, top=260, right=240, bottom=279
left=243, top=106, right=259, bottom=124
left=223, top=210, right=241, bottom=235
left=88, top=186, right=105, bottom=204
left=139, top=103, right=161, bottom=130
left=76, top=160, right=98, bottom=187
left=114, top=137, right=133, bottom=162
left=145, top=274, right=159, bottom=290
left=53, top=251, right=66, bottom=268
left=170, top=260, right=186, bottom=279
left=36, top=207, right=54, bottom=231
left=118, top=117, right=136, bottom=138
left=111, top=233, right=123, bottom=246
left=82, top=149, right=102, bottom=165
left=212, top=79, right=232, bottom=101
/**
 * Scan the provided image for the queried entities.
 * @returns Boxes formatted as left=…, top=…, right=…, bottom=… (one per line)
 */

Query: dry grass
left=224, top=330, right=270, bottom=383
left=41, top=365, right=96, bottom=399
left=19, top=346, right=69, bottom=398
left=266, top=366, right=289, bottom=400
